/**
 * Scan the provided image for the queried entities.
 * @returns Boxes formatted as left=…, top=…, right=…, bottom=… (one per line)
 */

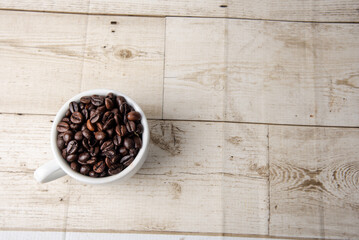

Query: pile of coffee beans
left=56, top=93, right=143, bottom=177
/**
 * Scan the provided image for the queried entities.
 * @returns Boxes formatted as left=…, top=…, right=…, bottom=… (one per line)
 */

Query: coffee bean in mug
left=55, top=93, right=143, bottom=177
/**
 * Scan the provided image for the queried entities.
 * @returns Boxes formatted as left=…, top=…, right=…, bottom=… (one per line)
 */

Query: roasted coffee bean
left=111, top=108, right=119, bottom=114
left=102, top=111, right=114, bottom=124
left=119, top=103, right=129, bottom=114
left=70, top=162, right=80, bottom=172
left=80, top=165, right=91, bottom=175
left=120, top=155, right=132, bottom=164
left=81, top=124, right=87, bottom=131
left=115, top=125, right=127, bottom=137
left=78, top=152, right=90, bottom=162
left=123, top=137, right=134, bottom=149
left=123, top=157, right=134, bottom=167
left=70, top=123, right=81, bottom=130
left=100, top=171, right=107, bottom=177
left=69, top=101, right=79, bottom=113
left=78, top=146, right=85, bottom=153
left=112, top=155, right=121, bottom=163
left=136, top=124, right=143, bottom=134
left=82, top=138, right=90, bottom=151
left=97, top=105, right=106, bottom=114
left=74, top=131, right=83, bottom=141
left=87, top=119, right=95, bottom=131
left=87, top=104, right=96, bottom=111
left=95, top=131, right=106, bottom=141
left=88, top=137, right=97, bottom=147
left=87, top=156, right=97, bottom=165
left=93, top=161, right=106, bottom=173
left=106, top=128, right=114, bottom=138
left=61, top=149, right=67, bottom=159
left=96, top=122, right=103, bottom=131
left=91, top=95, right=105, bottom=106
left=104, top=150, right=115, bottom=158
left=133, top=136, right=142, bottom=149
left=71, top=112, right=84, bottom=124
left=106, top=92, right=114, bottom=100
left=67, top=140, right=78, bottom=154
left=119, top=147, right=128, bottom=156
left=126, top=120, right=136, bottom=132
left=101, top=140, right=114, bottom=152
left=58, top=132, right=65, bottom=138
left=82, top=129, right=91, bottom=139
left=89, top=111, right=101, bottom=123
left=105, top=157, right=112, bottom=168
left=129, top=148, right=138, bottom=157
left=82, top=109, right=89, bottom=120
left=108, top=165, right=124, bottom=175
left=114, top=114, right=121, bottom=125
left=105, top=98, right=114, bottom=110
left=79, top=102, right=85, bottom=110
left=80, top=96, right=91, bottom=104
left=89, top=146, right=100, bottom=157
left=127, top=111, right=141, bottom=121
left=89, top=171, right=99, bottom=178
left=63, top=131, right=73, bottom=143
left=57, top=138, right=65, bottom=149
left=113, top=135, right=122, bottom=146
left=62, top=117, right=70, bottom=124
left=116, top=96, right=127, bottom=106
left=65, top=109, right=71, bottom=117
left=57, top=121, right=70, bottom=132
left=103, top=118, right=115, bottom=130
left=66, top=154, right=78, bottom=162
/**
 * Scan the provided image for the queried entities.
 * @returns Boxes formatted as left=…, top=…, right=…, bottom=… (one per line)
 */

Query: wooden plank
left=0, top=11, right=86, bottom=114
left=1, top=1, right=358, bottom=22
left=80, top=15, right=165, bottom=119
left=0, top=113, right=69, bottom=230
left=164, top=18, right=359, bottom=126
left=269, top=125, right=359, bottom=239
left=0, top=11, right=165, bottom=118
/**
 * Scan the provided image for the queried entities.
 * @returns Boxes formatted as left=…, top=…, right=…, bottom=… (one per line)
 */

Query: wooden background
left=0, top=1, right=359, bottom=239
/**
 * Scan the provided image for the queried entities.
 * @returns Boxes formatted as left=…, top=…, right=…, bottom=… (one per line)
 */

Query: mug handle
left=34, top=160, right=67, bottom=183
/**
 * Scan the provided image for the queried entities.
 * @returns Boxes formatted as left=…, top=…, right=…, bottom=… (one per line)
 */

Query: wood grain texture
left=269, top=126, right=359, bottom=239
left=1, top=0, right=359, bottom=22
left=0, top=11, right=164, bottom=118
left=80, top=15, right=165, bottom=119
left=164, top=18, right=359, bottom=126
left=0, top=114, right=268, bottom=235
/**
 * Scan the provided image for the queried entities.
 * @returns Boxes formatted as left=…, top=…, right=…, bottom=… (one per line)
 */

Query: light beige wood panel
left=164, top=18, right=359, bottom=126
left=227, top=20, right=359, bottom=127
left=65, top=120, right=268, bottom=234
left=164, top=18, right=226, bottom=121
left=80, top=15, right=165, bottom=119
left=1, top=1, right=358, bottom=22
left=0, top=11, right=86, bottom=114
left=0, top=113, right=70, bottom=230
left=228, top=0, right=359, bottom=22
left=269, top=126, right=359, bottom=239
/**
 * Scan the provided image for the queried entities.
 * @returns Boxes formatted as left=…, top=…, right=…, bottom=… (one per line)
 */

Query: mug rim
left=51, top=89, right=150, bottom=184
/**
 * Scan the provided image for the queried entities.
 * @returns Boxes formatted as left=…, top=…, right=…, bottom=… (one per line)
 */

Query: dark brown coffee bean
left=69, top=101, right=79, bottom=113
left=103, top=118, right=115, bottom=130
left=87, top=119, right=95, bottom=131
left=63, top=131, right=73, bottom=143
left=66, top=154, right=78, bottom=162
left=123, top=137, right=134, bottom=149
left=78, top=152, right=90, bottom=162
left=80, top=96, right=91, bottom=104
left=120, top=155, right=132, bottom=164
left=58, top=132, right=65, bottom=138
left=106, top=128, right=114, bottom=138
left=81, top=124, right=87, bottom=131
left=89, top=146, right=99, bottom=157
left=119, top=103, right=130, bottom=114
left=112, top=155, right=121, bottom=163
left=108, top=165, right=124, bottom=175
left=102, top=111, right=114, bottom=124
left=104, top=150, right=115, bottom=158
left=111, top=108, right=119, bottom=114
left=67, top=140, right=78, bottom=154
left=91, top=95, right=105, bottom=106
left=70, top=162, right=79, bottom=172
left=57, top=122, right=70, bottom=132
left=106, top=92, right=114, bottom=100
left=123, top=157, right=134, bottom=167
left=97, top=105, right=106, bottom=114
left=101, top=140, right=114, bottom=152
left=74, top=131, right=83, bottom=141
left=61, top=149, right=67, bottom=159
left=71, top=112, right=84, bottom=124
left=89, top=171, right=99, bottom=177
left=114, top=114, right=122, bottom=125
left=116, top=96, right=127, bottom=106
left=133, top=136, right=142, bottom=149
left=88, top=137, right=97, bottom=147
left=82, top=138, right=90, bottom=151
left=105, top=157, right=112, bottom=168
left=113, top=135, right=122, bottom=146
left=96, top=122, right=103, bottom=131
left=115, top=125, right=127, bottom=137
left=65, top=109, right=71, bottom=117
left=136, top=124, right=143, bottom=134
left=80, top=165, right=90, bottom=175
left=119, top=147, right=128, bottom=156
left=81, top=109, right=89, bottom=120
left=93, top=161, right=106, bottom=173
left=82, top=129, right=91, bottom=139
left=105, top=98, right=114, bottom=110
left=90, top=111, right=101, bottom=123
left=62, top=117, right=70, bottom=124
left=127, top=111, right=141, bottom=121
left=100, top=171, right=107, bottom=177
left=79, top=102, right=85, bottom=110
left=129, top=148, right=138, bottom=157
left=70, top=123, right=81, bottom=130
left=87, top=104, right=95, bottom=111
left=78, top=146, right=85, bottom=153
left=126, top=121, right=136, bottom=132
left=57, top=138, right=65, bottom=149
left=95, top=131, right=106, bottom=141
left=87, top=156, right=97, bottom=165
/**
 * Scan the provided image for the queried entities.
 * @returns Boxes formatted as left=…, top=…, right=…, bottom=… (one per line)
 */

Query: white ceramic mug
left=34, top=89, right=150, bottom=184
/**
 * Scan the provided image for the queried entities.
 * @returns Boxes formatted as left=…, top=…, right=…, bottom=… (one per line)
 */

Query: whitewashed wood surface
left=0, top=2, right=358, bottom=240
